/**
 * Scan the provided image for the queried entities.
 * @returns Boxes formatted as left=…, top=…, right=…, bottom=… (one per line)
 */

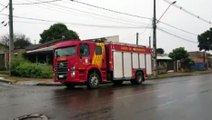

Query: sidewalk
left=0, top=70, right=212, bottom=86
left=0, top=74, right=61, bottom=86
left=149, top=70, right=212, bottom=80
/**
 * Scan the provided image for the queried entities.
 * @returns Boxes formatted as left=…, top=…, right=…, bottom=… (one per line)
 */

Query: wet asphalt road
left=1, top=74, right=212, bottom=120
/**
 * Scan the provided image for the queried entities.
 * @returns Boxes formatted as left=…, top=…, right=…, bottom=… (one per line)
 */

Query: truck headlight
left=71, top=71, right=75, bottom=78
left=70, top=65, right=76, bottom=78
left=71, top=65, right=76, bottom=71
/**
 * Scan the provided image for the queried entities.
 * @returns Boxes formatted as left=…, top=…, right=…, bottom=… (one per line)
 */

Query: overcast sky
left=0, top=0, right=212, bottom=53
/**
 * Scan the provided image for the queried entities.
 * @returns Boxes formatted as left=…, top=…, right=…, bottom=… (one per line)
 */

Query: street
left=1, top=74, right=212, bottom=120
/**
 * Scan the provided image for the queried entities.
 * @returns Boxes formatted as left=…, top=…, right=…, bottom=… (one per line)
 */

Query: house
left=157, top=54, right=174, bottom=74
left=188, top=51, right=210, bottom=70
left=188, top=51, right=208, bottom=63
left=24, top=39, right=63, bottom=65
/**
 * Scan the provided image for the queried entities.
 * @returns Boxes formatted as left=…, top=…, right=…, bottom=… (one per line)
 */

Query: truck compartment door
left=113, top=51, right=132, bottom=79
left=123, top=52, right=132, bottom=78
left=132, top=53, right=139, bottom=69
left=146, top=54, right=152, bottom=75
left=113, top=51, right=123, bottom=79
left=139, top=53, right=145, bottom=69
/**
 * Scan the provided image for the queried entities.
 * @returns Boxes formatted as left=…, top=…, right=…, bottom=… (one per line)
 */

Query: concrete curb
left=148, top=71, right=212, bottom=80
left=0, top=78, right=13, bottom=84
left=0, top=78, right=62, bottom=86
left=36, top=83, right=63, bottom=86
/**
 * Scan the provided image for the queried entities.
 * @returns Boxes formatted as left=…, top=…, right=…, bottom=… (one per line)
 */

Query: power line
left=163, top=0, right=212, bottom=25
left=0, top=13, right=56, bottom=22
left=14, top=20, right=151, bottom=29
left=159, top=21, right=198, bottom=36
left=69, top=0, right=197, bottom=37
left=0, top=13, right=151, bottom=29
left=158, top=27, right=198, bottom=44
left=139, top=22, right=152, bottom=35
left=2, top=0, right=149, bottom=27
left=0, top=3, right=7, bottom=7
left=3, top=0, right=198, bottom=41
left=33, top=0, right=148, bottom=27
left=61, top=0, right=148, bottom=26
left=13, top=0, right=62, bottom=5
left=70, top=0, right=152, bottom=20
left=0, top=4, right=8, bottom=12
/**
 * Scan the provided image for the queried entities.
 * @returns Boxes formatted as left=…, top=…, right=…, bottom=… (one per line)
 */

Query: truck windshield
left=55, top=46, right=76, bottom=58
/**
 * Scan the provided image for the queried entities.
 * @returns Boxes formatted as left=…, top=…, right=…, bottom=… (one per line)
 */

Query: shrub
left=11, top=56, right=53, bottom=78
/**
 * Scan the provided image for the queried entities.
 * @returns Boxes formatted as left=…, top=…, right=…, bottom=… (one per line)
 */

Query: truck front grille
left=56, top=62, right=68, bottom=80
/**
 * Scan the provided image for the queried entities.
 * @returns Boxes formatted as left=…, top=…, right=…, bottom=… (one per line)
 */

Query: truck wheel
left=87, top=72, right=100, bottom=89
left=131, top=71, right=143, bottom=85
left=113, top=80, right=123, bottom=86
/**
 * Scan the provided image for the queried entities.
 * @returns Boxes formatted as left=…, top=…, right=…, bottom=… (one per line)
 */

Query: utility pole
left=9, top=0, right=14, bottom=75
left=153, top=0, right=157, bottom=77
left=152, top=0, right=176, bottom=77
left=136, top=32, right=139, bottom=45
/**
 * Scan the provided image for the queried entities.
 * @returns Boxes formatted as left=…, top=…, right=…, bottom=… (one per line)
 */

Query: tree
left=198, top=28, right=212, bottom=51
left=169, top=47, right=194, bottom=71
left=0, top=34, right=32, bottom=49
left=169, top=47, right=189, bottom=61
left=198, top=28, right=212, bottom=63
left=156, top=48, right=164, bottom=54
left=14, top=34, right=31, bottom=49
left=39, top=23, right=79, bottom=43
left=0, top=35, right=9, bottom=46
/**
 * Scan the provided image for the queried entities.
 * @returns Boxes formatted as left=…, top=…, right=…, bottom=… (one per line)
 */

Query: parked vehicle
left=53, top=39, right=152, bottom=88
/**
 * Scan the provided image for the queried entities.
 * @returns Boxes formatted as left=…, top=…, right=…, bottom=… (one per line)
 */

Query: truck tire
left=87, top=72, right=100, bottom=89
left=131, top=71, right=143, bottom=85
left=113, top=80, right=123, bottom=86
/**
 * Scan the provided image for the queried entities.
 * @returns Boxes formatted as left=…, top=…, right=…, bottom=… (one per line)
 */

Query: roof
left=26, top=46, right=54, bottom=54
left=25, top=39, right=70, bottom=54
left=25, top=39, right=80, bottom=54
left=157, top=55, right=172, bottom=60
left=25, top=39, right=64, bottom=51
left=25, top=44, right=41, bottom=51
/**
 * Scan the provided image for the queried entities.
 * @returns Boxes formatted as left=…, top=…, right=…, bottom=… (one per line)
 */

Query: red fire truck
left=53, top=39, right=152, bottom=88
